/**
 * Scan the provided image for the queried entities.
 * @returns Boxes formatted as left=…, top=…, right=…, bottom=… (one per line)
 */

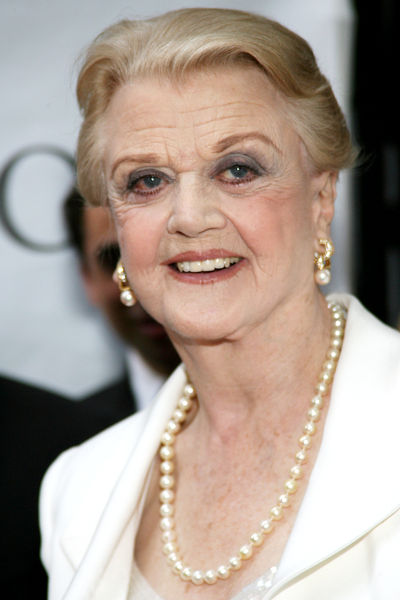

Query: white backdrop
left=0, top=0, right=355, bottom=397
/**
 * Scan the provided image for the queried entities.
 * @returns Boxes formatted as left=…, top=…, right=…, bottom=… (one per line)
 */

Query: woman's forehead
left=103, top=65, right=295, bottom=160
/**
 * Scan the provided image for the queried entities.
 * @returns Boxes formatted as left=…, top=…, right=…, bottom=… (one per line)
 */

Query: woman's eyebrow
left=110, top=133, right=281, bottom=177
left=111, top=153, right=160, bottom=178
left=213, top=132, right=282, bottom=154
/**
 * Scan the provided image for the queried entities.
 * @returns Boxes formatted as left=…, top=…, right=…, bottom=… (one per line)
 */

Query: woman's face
left=103, top=65, right=335, bottom=343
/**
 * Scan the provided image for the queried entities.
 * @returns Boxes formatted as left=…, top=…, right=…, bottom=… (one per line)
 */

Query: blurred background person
left=1, top=188, right=179, bottom=597
left=64, top=187, right=180, bottom=412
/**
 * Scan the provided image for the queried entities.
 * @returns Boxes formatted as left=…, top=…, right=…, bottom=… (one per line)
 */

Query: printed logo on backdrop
left=0, top=145, right=75, bottom=251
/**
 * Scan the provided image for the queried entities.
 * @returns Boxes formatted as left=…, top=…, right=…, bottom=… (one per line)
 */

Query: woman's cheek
left=119, top=214, right=161, bottom=272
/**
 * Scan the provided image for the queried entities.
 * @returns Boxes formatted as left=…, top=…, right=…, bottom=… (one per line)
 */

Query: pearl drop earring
left=114, top=260, right=136, bottom=306
left=314, top=239, right=334, bottom=286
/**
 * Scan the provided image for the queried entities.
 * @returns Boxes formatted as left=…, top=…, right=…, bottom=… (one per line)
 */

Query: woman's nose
left=167, top=175, right=226, bottom=237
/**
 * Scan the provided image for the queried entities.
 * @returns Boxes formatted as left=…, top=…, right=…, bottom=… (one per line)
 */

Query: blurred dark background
left=353, top=0, right=400, bottom=327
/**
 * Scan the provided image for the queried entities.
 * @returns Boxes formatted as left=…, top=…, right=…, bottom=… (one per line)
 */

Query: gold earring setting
left=115, top=260, right=136, bottom=306
left=314, top=239, right=334, bottom=286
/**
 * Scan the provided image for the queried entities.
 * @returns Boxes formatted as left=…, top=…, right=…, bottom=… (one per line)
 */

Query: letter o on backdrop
left=0, top=145, right=75, bottom=252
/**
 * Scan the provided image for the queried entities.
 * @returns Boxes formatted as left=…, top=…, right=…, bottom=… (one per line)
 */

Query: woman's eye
left=218, top=163, right=258, bottom=184
left=127, top=172, right=167, bottom=196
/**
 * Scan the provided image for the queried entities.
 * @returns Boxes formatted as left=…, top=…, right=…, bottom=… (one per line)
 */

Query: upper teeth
left=176, top=257, right=240, bottom=273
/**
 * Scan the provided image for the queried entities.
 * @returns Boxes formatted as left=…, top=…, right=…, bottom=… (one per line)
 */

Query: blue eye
left=218, top=162, right=258, bottom=184
left=141, top=175, right=162, bottom=189
left=127, top=171, right=168, bottom=196
left=228, top=165, right=251, bottom=179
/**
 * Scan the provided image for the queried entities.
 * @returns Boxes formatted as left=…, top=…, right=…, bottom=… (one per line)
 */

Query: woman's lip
left=167, top=258, right=244, bottom=284
left=164, top=249, right=242, bottom=264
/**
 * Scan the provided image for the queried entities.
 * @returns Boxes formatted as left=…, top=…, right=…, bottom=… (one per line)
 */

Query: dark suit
left=0, top=374, right=135, bottom=598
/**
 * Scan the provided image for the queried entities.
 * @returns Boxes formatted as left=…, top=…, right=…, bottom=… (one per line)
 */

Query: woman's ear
left=312, top=171, right=338, bottom=240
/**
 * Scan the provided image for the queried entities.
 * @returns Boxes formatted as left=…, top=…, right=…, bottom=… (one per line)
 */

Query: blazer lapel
left=62, top=365, right=187, bottom=599
left=271, top=294, right=400, bottom=594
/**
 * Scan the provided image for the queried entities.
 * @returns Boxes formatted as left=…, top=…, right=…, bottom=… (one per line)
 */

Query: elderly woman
left=40, top=8, right=400, bottom=600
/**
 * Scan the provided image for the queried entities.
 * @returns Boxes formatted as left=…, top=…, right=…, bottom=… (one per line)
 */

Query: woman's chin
left=166, top=317, right=240, bottom=346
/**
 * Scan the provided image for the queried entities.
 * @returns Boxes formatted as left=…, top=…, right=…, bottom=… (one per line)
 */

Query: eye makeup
left=109, top=145, right=280, bottom=205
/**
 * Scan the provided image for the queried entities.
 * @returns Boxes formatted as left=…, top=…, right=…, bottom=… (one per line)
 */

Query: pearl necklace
left=159, top=301, right=346, bottom=586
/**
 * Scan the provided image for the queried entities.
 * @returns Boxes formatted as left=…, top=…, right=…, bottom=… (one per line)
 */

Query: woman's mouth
left=175, top=257, right=240, bottom=273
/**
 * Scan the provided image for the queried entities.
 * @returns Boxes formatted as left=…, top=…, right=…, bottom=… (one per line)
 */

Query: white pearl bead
left=270, top=505, right=283, bottom=520
left=285, top=478, right=298, bottom=494
left=191, top=570, right=204, bottom=585
left=295, top=449, right=308, bottom=463
left=324, top=359, right=336, bottom=372
left=161, top=431, right=174, bottom=445
left=180, top=567, right=192, bottom=581
left=160, top=445, right=174, bottom=461
left=172, top=408, right=186, bottom=423
left=315, top=381, right=328, bottom=395
left=290, top=464, right=303, bottom=479
left=178, top=396, right=192, bottom=411
left=333, top=318, right=344, bottom=328
left=160, top=517, right=174, bottom=531
left=120, top=290, right=135, bottom=306
left=217, top=565, right=230, bottom=579
left=315, top=268, right=331, bottom=285
left=166, top=420, right=180, bottom=434
left=172, top=560, right=184, bottom=574
left=160, top=503, right=174, bottom=518
left=308, top=406, right=320, bottom=421
left=311, top=394, right=324, bottom=408
left=204, top=570, right=218, bottom=584
left=160, top=460, right=174, bottom=475
left=327, top=348, right=340, bottom=360
left=299, top=434, right=312, bottom=449
left=162, top=529, right=176, bottom=543
left=331, top=337, right=342, bottom=349
left=320, top=370, right=332, bottom=384
left=332, top=327, right=344, bottom=339
left=160, top=475, right=174, bottom=489
left=304, top=421, right=316, bottom=436
left=229, top=556, right=242, bottom=570
left=184, top=383, right=196, bottom=398
left=160, top=489, right=174, bottom=504
left=278, top=493, right=290, bottom=507
left=167, top=552, right=180, bottom=565
left=250, top=532, right=264, bottom=546
left=260, top=519, right=273, bottom=533
left=239, top=544, right=253, bottom=559
left=163, top=542, right=178, bottom=555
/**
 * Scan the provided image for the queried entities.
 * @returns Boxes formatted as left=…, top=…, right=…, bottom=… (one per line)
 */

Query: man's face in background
left=81, top=206, right=179, bottom=375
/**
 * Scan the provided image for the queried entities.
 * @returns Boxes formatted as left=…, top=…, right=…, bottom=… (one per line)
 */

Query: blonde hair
left=76, top=7, right=357, bottom=206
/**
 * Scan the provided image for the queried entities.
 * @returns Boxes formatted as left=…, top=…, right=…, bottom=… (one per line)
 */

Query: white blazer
left=40, top=295, right=400, bottom=599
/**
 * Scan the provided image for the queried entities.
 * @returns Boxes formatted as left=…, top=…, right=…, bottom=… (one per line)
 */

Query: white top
left=128, top=561, right=277, bottom=600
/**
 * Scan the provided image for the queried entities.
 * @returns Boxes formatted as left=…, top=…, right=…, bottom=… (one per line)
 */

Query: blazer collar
left=274, top=294, right=400, bottom=592
left=62, top=365, right=187, bottom=599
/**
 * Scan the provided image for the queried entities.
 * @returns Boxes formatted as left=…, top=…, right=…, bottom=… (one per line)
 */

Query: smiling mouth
left=175, top=257, right=241, bottom=273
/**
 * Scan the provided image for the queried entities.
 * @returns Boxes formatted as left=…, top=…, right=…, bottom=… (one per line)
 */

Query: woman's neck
left=169, top=290, right=331, bottom=441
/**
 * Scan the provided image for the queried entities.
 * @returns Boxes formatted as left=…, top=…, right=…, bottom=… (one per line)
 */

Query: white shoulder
left=39, top=410, right=147, bottom=571
left=39, top=364, right=186, bottom=579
